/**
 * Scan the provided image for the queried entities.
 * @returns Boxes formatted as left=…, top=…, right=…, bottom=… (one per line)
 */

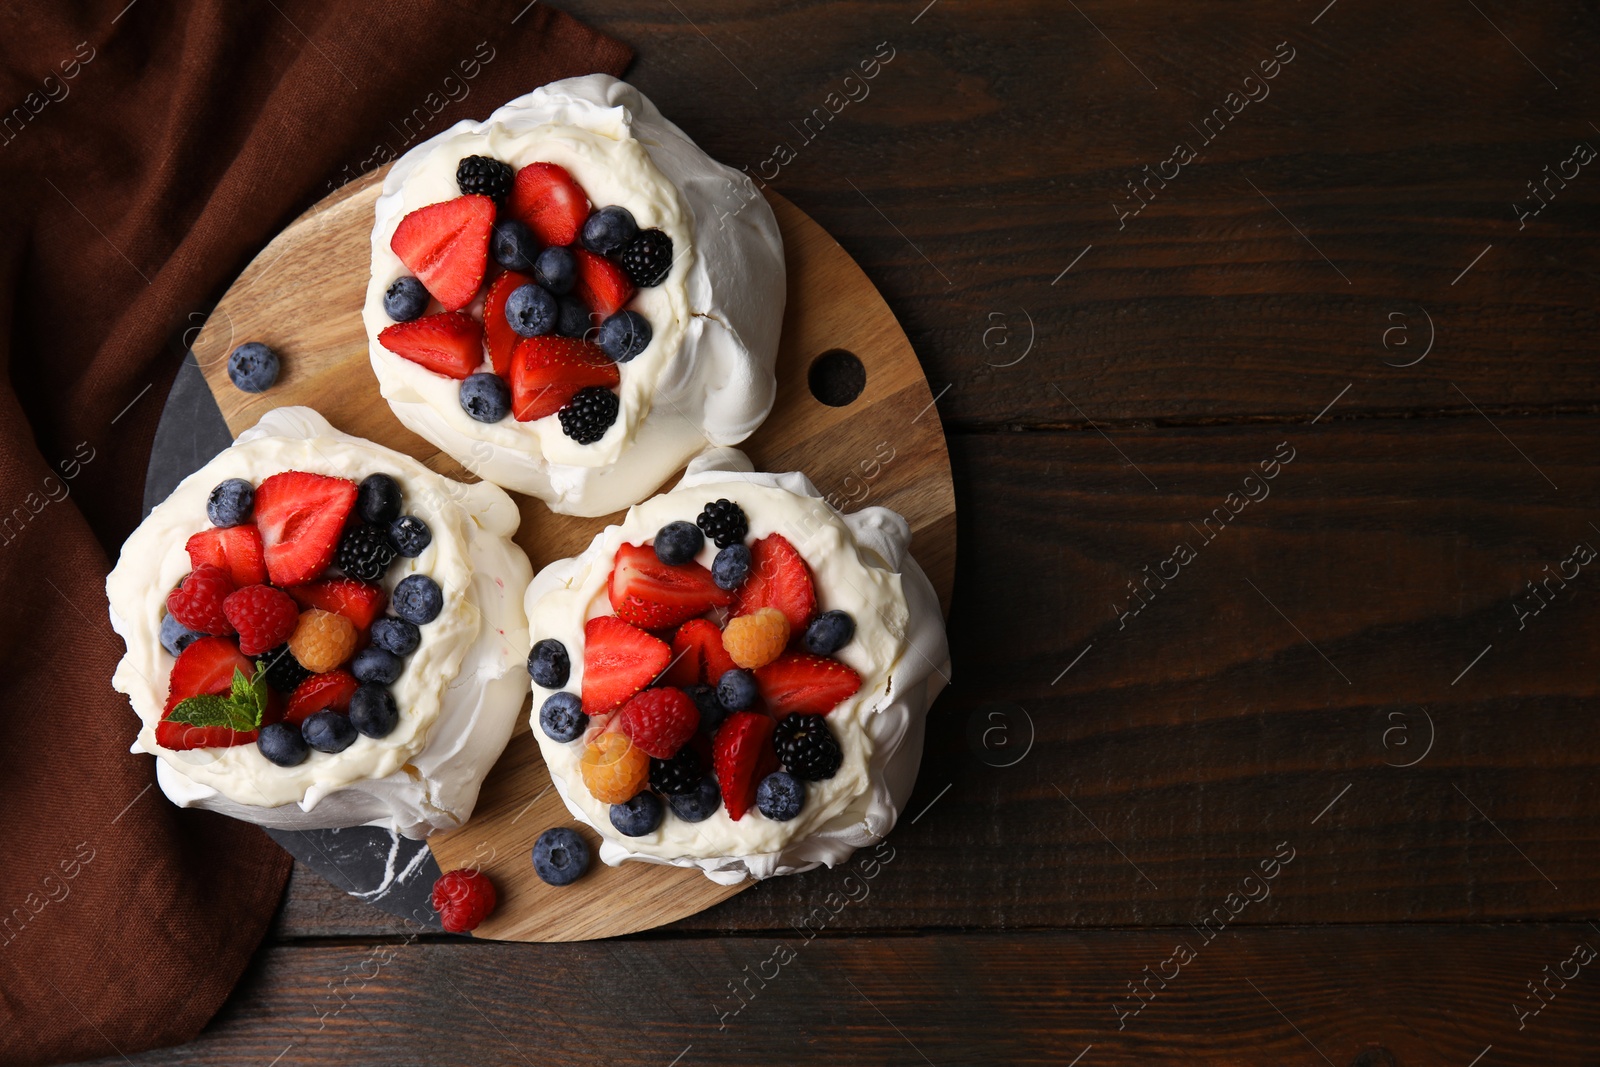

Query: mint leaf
left=167, top=668, right=270, bottom=732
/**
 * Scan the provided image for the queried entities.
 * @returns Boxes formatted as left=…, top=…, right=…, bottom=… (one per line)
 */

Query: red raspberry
left=617, top=688, right=699, bottom=759
left=166, top=565, right=235, bottom=637
left=430, top=869, right=496, bottom=933
left=223, top=584, right=300, bottom=656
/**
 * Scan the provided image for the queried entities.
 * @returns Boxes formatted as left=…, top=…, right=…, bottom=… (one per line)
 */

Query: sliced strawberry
left=157, top=636, right=258, bottom=749
left=572, top=248, right=635, bottom=317
left=285, top=670, right=359, bottom=725
left=483, top=269, right=533, bottom=376
left=754, top=651, right=862, bottom=718
left=508, top=162, right=588, bottom=246
left=665, top=618, right=738, bottom=688
left=286, top=578, right=388, bottom=631
left=617, top=688, right=700, bottom=759
left=378, top=310, right=484, bottom=380
left=607, top=543, right=734, bottom=631
left=508, top=335, right=620, bottom=422
left=581, top=615, right=671, bottom=716
left=185, top=525, right=267, bottom=587
left=253, top=472, right=359, bottom=587
left=734, top=533, right=817, bottom=633
left=713, top=711, right=778, bottom=821
left=389, top=194, right=496, bottom=310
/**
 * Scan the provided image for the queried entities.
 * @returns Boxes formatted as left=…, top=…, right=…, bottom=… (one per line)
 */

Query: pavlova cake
left=106, top=407, right=532, bottom=838
left=523, top=451, right=949, bottom=883
left=362, top=75, right=785, bottom=518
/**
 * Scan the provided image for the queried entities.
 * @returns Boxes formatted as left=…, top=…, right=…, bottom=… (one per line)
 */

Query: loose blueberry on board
left=686, top=684, right=727, bottom=737
left=756, top=771, right=804, bottom=820
left=455, top=154, right=513, bottom=200
left=533, top=245, right=576, bottom=296
left=527, top=638, right=570, bottom=689
left=370, top=616, right=421, bottom=656
left=539, top=691, right=588, bottom=743
left=490, top=218, right=539, bottom=272
left=388, top=515, right=432, bottom=557
left=619, top=228, right=673, bottom=287
left=774, top=712, right=844, bottom=780
left=653, top=520, right=704, bottom=565
left=159, top=613, right=203, bottom=657
left=556, top=295, right=593, bottom=339
left=609, top=791, right=664, bottom=837
left=356, top=473, right=403, bottom=526
left=206, top=479, right=254, bottom=527
left=505, top=282, right=557, bottom=337
left=352, top=646, right=403, bottom=685
left=349, top=683, right=399, bottom=738
left=532, top=827, right=591, bottom=886
left=712, top=544, right=751, bottom=591
left=257, top=721, right=310, bottom=767
left=804, top=610, right=856, bottom=656
left=459, top=372, right=511, bottom=423
left=596, top=310, right=651, bottom=362
left=557, top=386, right=618, bottom=444
left=336, top=524, right=397, bottom=582
left=392, top=574, right=443, bottom=624
left=667, top=777, right=722, bottom=823
left=227, top=342, right=279, bottom=393
left=383, top=276, right=430, bottom=322
left=301, top=709, right=358, bottom=754
left=696, top=499, right=749, bottom=549
left=717, top=668, right=759, bottom=712
left=581, top=205, right=638, bottom=256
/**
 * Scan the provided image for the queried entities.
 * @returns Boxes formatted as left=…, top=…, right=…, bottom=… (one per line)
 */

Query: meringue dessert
left=524, top=451, right=950, bottom=883
left=362, top=75, right=785, bottom=517
left=106, top=407, right=532, bottom=838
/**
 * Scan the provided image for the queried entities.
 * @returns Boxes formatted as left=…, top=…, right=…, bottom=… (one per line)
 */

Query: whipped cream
left=362, top=75, right=785, bottom=517
left=107, top=407, right=532, bottom=839
left=525, top=450, right=950, bottom=883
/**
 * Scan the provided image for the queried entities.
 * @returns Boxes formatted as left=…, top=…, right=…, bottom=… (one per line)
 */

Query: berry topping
left=649, top=746, right=703, bottom=796
left=455, top=154, right=513, bottom=200
left=285, top=577, right=388, bottom=631
left=336, top=524, right=397, bottom=583
left=695, top=499, right=748, bottom=549
left=664, top=618, right=737, bottom=690
left=596, top=310, right=651, bottom=362
left=559, top=386, right=620, bottom=444
left=539, top=691, right=588, bottom=743
left=223, top=584, right=299, bottom=656
left=356, top=473, right=402, bottom=526
left=459, top=371, right=511, bottom=423
left=580, top=731, right=649, bottom=804
left=571, top=248, right=635, bottom=318
left=527, top=638, right=570, bottom=689
left=378, top=310, right=484, bottom=380
left=686, top=683, right=727, bottom=737
left=508, top=162, right=588, bottom=246
left=491, top=218, right=539, bottom=273
left=185, top=524, right=267, bottom=588
left=483, top=269, right=534, bottom=376
left=390, top=194, right=495, bottom=311
left=712, top=711, right=778, bottom=821
left=257, top=722, right=309, bottom=767
left=349, top=683, right=399, bottom=738
left=668, top=777, right=722, bottom=823
left=285, top=669, right=359, bottom=725
left=508, top=335, right=619, bottom=423
left=532, top=827, right=590, bottom=887
left=654, top=521, right=704, bottom=566
left=167, top=564, right=235, bottom=636
left=388, top=515, right=432, bottom=557
left=617, top=687, right=699, bottom=759
left=712, top=544, right=751, bottom=591
left=261, top=644, right=313, bottom=694
left=253, top=471, right=359, bottom=586
left=431, top=868, right=497, bottom=933
left=302, top=709, right=358, bottom=754
left=383, top=276, right=430, bottom=322
left=505, top=282, right=558, bottom=337
left=606, top=542, right=733, bottom=630
left=370, top=616, right=420, bottom=656
left=756, top=771, right=804, bottom=821
left=717, top=668, right=759, bottom=712
left=227, top=342, right=278, bottom=393
left=610, top=792, right=663, bottom=837
left=581, top=205, right=639, bottom=257
left=534, top=245, right=577, bottom=296
left=207, top=479, right=255, bottom=527
left=733, top=533, right=815, bottom=633
left=392, top=574, right=443, bottom=624
left=556, top=295, right=594, bottom=339
left=580, top=615, right=670, bottom=716
left=160, top=613, right=202, bottom=657
left=352, top=646, right=403, bottom=685
left=288, top=608, right=357, bottom=674
left=755, top=652, right=862, bottom=718
left=804, top=610, right=856, bottom=656
left=619, top=228, right=673, bottom=287
left=156, top=638, right=260, bottom=750
left=722, top=606, right=790, bottom=670
left=774, top=713, right=843, bottom=780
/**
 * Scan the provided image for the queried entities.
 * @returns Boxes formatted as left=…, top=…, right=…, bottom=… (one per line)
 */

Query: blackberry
left=558, top=386, right=619, bottom=444
left=773, top=713, right=843, bottom=781
left=456, top=155, right=513, bottom=200
left=696, top=499, right=748, bottom=549
left=337, top=524, right=396, bottom=582
left=261, top=644, right=312, bottom=694
left=649, top=748, right=703, bottom=796
left=618, top=229, right=673, bottom=287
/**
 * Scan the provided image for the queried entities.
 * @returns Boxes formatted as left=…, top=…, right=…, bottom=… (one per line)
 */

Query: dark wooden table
left=84, top=2, right=1600, bottom=1064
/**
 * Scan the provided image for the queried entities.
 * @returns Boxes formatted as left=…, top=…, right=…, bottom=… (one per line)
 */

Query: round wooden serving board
left=189, top=166, right=955, bottom=941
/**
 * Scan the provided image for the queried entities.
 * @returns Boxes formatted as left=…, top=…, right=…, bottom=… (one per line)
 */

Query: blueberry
left=351, top=646, right=403, bottom=685
left=349, top=684, right=400, bottom=738
left=257, top=721, right=309, bottom=767
left=804, top=610, right=856, bottom=656
left=712, top=544, right=751, bottom=591
left=392, top=574, right=442, bottom=624
left=532, top=827, right=590, bottom=886
left=609, top=792, right=663, bottom=837
left=206, top=478, right=254, bottom=527
left=459, top=372, right=510, bottom=423
left=527, top=639, right=570, bottom=689
left=654, top=521, right=704, bottom=565
left=686, top=684, right=726, bottom=736
left=160, top=613, right=203, bottom=657
left=556, top=296, right=594, bottom=339
left=370, top=616, right=421, bottom=656
left=491, top=219, right=539, bottom=272
left=388, top=515, right=432, bottom=557
left=756, top=772, right=804, bottom=820
left=533, top=245, right=576, bottom=296
left=717, top=668, right=758, bottom=712
left=596, top=310, right=652, bottom=362
left=581, top=205, right=639, bottom=256
left=301, top=710, right=358, bottom=754
left=538, top=692, right=588, bottom=743
left=505, top=283, right=557, bottom=337
left=356, top=473, right=402, bottom=526
left=667, top=777, right=722, bottom=823
left=383, top=276, right=430, bottom=321
left=227, top=342, right=278, bottom=393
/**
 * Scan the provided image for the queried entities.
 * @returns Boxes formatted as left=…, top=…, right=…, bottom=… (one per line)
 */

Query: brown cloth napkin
left=0, top=3, right=629, bottom=1064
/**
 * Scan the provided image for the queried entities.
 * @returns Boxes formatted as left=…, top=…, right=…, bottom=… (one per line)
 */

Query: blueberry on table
left=804, top=610, right=856, bottom=656
left=712, top=544, right=751, bottom=591
left=159, top=613, right=202, bottom=657
left=370, top=616, right=420, bottom=656
left=206, top=478, right=254, bottom=527
left=351, top=646, right=403, bottom=685
left=383, top=276, right=430, bottom=322
left=609, top=791, right=663, bottom=837
left=301, top=709, right=357, bottom=754
left=491, top=218, right=539, bottom=272
left=538, top=692, right=587, bottom=743
left=653, top=520, right=704, bottom=565
left=356, top=473, right=402, bottom=525
left=227, top=342, right=278, bottom=393
left=392, top=574, right=442, bottom=624
left=756, top=771, right=804, bottom=820
left=459, top=372, right=511, bottom=423
left=257, top=721, right=309, bottom=767
left=581, top=205, right=638, bottom=256
left=534, top=245, right=576, bottom=296
left=556, top=296, right=594, bottom=339
left=532, top=827, right=590, bottom=886
left=717, top=668, right=759, bottom=712
left=597, top=310, right=652, bottom=362
left=527, top=638, right=570, bottom=689
left=349, top=683, right=399, bottom=738
left=505, top=282, right=557, bottom=337
left=388, top=515, right=432, bottom=557
left=667, top=777, right=722, bottom=823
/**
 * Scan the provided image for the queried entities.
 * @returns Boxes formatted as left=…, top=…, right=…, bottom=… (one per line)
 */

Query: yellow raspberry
left=288, top=608, right=357, bottom=674
left=722, top=606, right=790, bottom=669
left=580, top=731, right=648, bottom=804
